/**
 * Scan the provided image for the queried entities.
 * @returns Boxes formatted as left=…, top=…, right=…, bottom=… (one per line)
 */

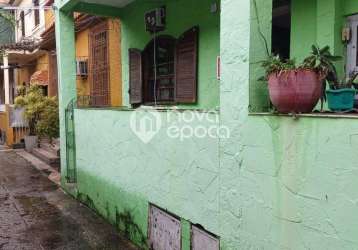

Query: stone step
left=32, top=147, right=60, bottom=167
left=39, top=143, right=60, bottom=157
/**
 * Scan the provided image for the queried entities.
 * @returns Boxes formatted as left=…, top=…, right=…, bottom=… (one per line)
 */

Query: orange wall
left=17, top=54, right=48, bottom=86
left=45, top=10, right=55, bottom=30
left=75, top=18, right=122, bottom=106
left=17, top=66, right=35, bottom=86
left=75, top=28, right=90, bottom=96
left=36, top=54, right=49, bottom=71
left=0, top=106, right=14, bottom=146
left=108, top=19, right=122, bottom=107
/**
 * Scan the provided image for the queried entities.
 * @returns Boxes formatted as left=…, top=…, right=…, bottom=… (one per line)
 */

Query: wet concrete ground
left=0, top=151, right=138, bottom=250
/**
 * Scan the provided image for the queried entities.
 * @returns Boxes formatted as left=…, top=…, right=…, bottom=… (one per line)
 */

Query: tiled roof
left=0, top=40, right=39, bottom=52
left=30, top=70, right=49, bottom=86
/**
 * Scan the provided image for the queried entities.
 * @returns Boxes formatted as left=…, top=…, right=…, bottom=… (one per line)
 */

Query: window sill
left=76, top=105, right=219, bottom=113
left=249, top=111, right=358, bottom=119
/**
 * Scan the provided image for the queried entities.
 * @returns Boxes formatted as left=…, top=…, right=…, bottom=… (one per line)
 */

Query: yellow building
left=0, top=0, right=57, bottom=146
left=75, top=14, right=122, bottom=107
left=0, top=7, right=122, bottom=147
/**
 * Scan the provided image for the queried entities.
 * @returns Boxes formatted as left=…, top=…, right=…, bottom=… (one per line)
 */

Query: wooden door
left=89, top=21, right=110, bottom=107
left=48, top=53, right=58, bottom=97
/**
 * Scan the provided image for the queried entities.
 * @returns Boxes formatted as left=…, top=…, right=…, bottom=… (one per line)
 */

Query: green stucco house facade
left=54, top=0, right=358, bottom=249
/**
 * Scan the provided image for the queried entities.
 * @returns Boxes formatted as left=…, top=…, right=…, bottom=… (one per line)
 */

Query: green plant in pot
left=325, top=71, right=358, bottom=112
left=352, top=74, right=358, bottom=108
left=261, top=45, right=341, bottom=113
left=15, top=85, right=59, bottom=151
left=303, top=45, right=356, bottom=112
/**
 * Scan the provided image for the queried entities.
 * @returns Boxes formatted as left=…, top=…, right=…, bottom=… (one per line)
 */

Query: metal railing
left=77, top=95, right=110, bottom=108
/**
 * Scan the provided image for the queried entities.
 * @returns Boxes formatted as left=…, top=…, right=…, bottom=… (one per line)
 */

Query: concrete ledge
left=249, top=112, right=358, bottom=119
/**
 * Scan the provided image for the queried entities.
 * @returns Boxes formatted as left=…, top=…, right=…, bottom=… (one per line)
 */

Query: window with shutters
left=129, top=26, right=198, bottom=106
left=143, top=36, right=176, bottom=103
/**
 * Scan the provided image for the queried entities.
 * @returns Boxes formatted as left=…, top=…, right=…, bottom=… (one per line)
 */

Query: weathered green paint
left=73, top=109, right=220, bottom=248
left=249, top=0, right=272, bottom=112
left=65, top=99, right=77, bottom=183
left=344, top=0, right=358, bottom=15
left=54, top=9, right=77, bottom=188
left=73, top=2, right=124, bottom=17
left=290, top=0, right=317, bottom=62
left=55, top=0, right=79, bottom=12
left=55, top=0, right=358, bottom=249
left=251, top=0, right=358, bottom=111
left=221, top=0, right=358, bottom=249
left=120, top=0, right=220, bottom=109
left=181, top=219, right=191, bottom=250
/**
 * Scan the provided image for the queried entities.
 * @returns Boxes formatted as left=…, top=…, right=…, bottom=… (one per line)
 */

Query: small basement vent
left=148, top=205, right=181, bottom=250
left=191, top=226, right=219, bottom=250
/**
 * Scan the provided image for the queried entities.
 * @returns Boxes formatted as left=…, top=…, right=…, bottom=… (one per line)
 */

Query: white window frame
left=347, top=15, right=358, bottom=77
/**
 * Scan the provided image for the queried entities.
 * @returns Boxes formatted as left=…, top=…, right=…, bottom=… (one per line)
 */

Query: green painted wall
left=249, top=0, right=272, bottom=112
left=251, top=0, right=358, bottom=111
left=54, top=9, right=77, bottom=185
left=55, top=0, right=358, bottom=249
left=221, top=0, right=358, bottom=249
left=290, top=0, right=317, bottom=62
left=344, top=0, right=358, bottom=15
left=54, top=1, right=221, bottom=248
left=73, top=109, right=220, bottom=248
left=120, top=0, right=220, bottom=109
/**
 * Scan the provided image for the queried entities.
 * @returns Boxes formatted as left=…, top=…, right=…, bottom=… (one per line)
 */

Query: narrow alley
left=0, top=150, right=137, bottom=250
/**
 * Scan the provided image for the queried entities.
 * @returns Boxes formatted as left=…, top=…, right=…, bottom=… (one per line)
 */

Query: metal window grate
left=89, top=22, right=110, bottom=107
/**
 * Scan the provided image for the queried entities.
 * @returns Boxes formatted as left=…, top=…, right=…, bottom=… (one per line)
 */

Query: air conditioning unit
left=76, top=59, right=88, bottom=78
left=145, top=7, right=166, bottom=33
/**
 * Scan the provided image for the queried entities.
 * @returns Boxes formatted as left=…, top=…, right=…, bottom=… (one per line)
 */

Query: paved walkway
left=0, top=151, right=138, bottom=250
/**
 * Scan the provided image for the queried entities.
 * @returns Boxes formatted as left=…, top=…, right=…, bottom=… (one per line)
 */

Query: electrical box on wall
left=148, top=205, right=181, bottom=250
left=145, top=7, right=166, bottom=33
left=342, top=27, right=351, bottom=42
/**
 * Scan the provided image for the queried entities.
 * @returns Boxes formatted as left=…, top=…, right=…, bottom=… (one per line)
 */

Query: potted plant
left=353, top=79, right=358, bottom=108
left=261, top=45, right=341, bottom=113
left=15, top=85, right=59, bottom=151
left=325, top=72, right=357, bottom=112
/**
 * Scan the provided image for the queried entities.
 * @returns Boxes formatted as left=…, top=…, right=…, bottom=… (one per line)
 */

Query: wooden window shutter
left=175, top=26, right=199, bottom=103
left=129, top=49, right=143, bottom=105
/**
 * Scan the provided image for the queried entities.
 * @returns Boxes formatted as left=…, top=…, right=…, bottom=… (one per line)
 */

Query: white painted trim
left=347, top=15, right=358, bottom=76
left=3, top=55, right=10, bottom=105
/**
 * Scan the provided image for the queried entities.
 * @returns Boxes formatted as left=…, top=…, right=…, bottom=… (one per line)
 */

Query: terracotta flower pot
left=268, top=69, right=323, bottom=113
